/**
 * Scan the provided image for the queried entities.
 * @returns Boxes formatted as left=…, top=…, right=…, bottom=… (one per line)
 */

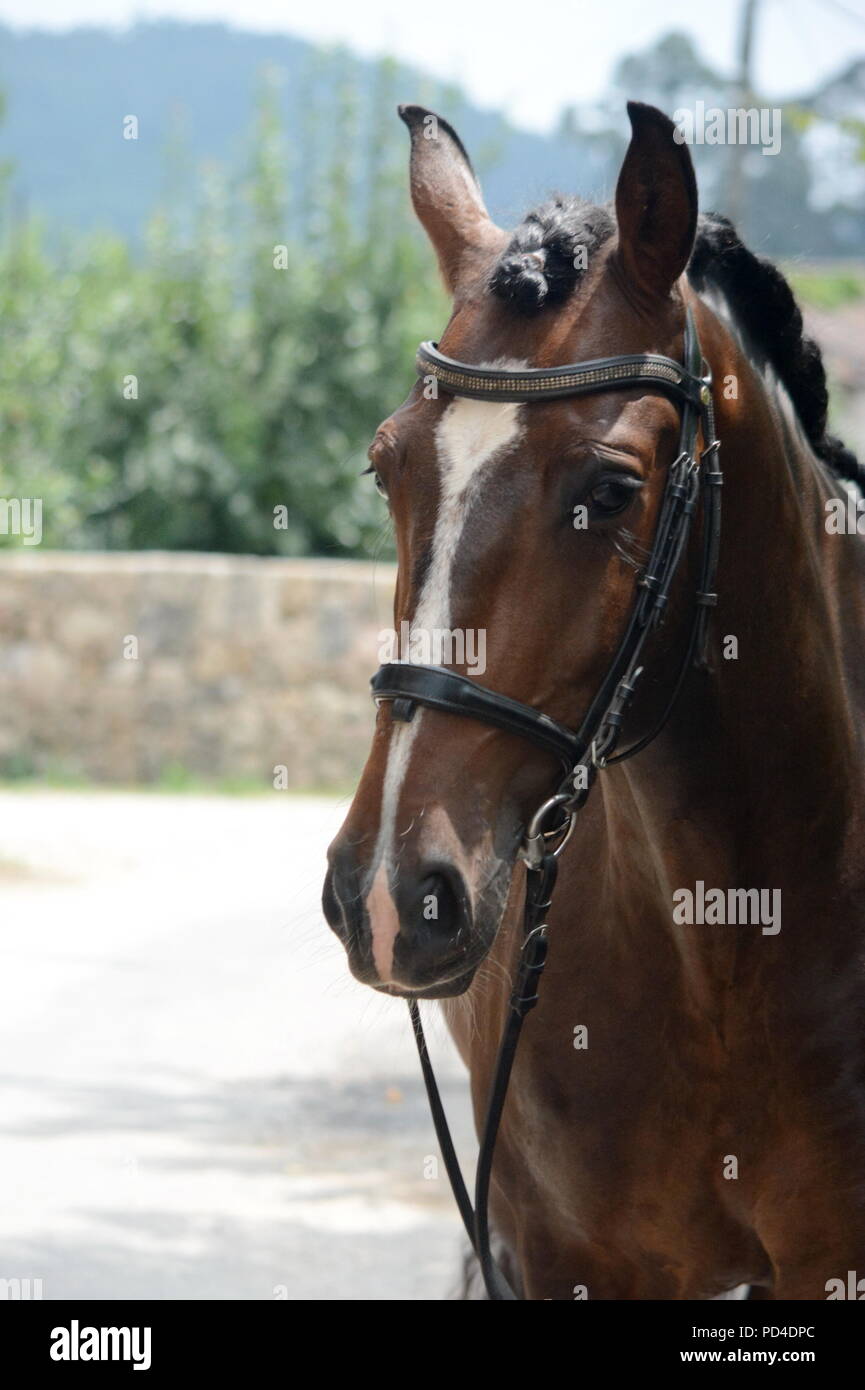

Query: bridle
left=371, top=308, right=722, bottom=1299
left=369, top=305, right=723, bottom=1300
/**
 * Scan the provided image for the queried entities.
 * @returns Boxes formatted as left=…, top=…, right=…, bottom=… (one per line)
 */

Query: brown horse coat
left=323, top=102, right=865, bottom=1299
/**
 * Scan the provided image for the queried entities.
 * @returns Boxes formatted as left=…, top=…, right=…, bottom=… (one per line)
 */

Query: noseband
left=369, top=307, right=723, bottom=1300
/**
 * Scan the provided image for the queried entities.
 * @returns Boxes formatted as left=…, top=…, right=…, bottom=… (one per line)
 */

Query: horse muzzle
left=322, top=842, right=498, bottom=997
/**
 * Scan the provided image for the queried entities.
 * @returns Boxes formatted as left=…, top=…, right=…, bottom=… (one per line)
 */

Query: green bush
left=0, top=59, right=448, bottom=557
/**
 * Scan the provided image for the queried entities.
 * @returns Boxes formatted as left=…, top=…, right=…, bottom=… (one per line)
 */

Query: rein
left=370, top=306, right=723, bottom=1300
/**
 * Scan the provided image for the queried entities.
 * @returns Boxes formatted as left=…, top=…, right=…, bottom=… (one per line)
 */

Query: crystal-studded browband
left=415, top=341, right=712, bottom=411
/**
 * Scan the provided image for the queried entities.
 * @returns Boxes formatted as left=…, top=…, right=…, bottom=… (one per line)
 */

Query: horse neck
left=615, top=309, right=865, bottom=888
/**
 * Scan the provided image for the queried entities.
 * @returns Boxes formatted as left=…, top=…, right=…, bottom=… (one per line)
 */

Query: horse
left=322, top=99, right=865, bottom=1300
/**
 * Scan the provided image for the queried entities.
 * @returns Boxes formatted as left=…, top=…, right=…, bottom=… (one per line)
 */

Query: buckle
left=519, top=793, right=577, bottom=869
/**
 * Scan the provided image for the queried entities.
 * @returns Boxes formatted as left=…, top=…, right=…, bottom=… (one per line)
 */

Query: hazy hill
left=0, top=20, right=861, bottom=255
left=0, top=20, right=612, bottom=239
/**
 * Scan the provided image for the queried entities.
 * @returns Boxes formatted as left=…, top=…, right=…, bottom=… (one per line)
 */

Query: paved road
left=0, top=792, right=473, bottom=1300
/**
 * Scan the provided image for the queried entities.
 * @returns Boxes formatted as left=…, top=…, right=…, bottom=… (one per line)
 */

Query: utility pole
left=727, top=0, right=760, bottom=229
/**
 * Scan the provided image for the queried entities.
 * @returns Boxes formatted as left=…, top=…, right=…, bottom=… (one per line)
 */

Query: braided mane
left=488, top=200, right=860, bottom=486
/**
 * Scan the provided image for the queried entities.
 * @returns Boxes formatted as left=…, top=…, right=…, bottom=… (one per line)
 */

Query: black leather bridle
left=369, top=307, right=723, bottom=1300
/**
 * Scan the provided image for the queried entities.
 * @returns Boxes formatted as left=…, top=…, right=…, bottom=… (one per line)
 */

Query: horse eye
left=362, top=465, right=389, bottom=500
left=586, top=473, right=642, bottom=517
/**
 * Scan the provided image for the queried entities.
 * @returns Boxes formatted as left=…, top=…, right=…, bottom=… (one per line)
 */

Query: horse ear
left=614, top=101, right=698, bottom=304
left=398, top=104, right=504, bottom=294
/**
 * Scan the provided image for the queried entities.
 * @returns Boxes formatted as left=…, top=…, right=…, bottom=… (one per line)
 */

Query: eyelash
left=362, top=462, right=639, bottom=514
left=582, top=471, right=643, bottom=518
left=362, top=465, right=389, bottom=500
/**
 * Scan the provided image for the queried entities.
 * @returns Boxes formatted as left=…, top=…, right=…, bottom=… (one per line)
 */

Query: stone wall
left=0, top=552, right=397, bottom=787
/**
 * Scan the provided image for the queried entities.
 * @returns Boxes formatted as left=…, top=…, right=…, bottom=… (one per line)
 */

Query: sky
left=0, top=0, right=864, bottom=131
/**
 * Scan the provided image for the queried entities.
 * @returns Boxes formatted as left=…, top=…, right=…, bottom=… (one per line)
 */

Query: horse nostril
left=392, top=862, right=472, bottom=986
left=418, top=869, right=461, bottom=935
left=401, top=863, right=470, bottom=952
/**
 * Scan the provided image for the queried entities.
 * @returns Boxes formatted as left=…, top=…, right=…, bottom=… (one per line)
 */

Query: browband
left=416, top=340, right=712, bottom=411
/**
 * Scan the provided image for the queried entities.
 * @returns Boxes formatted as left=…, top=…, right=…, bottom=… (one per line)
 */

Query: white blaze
left=364, top=369, right=525, bottom=979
